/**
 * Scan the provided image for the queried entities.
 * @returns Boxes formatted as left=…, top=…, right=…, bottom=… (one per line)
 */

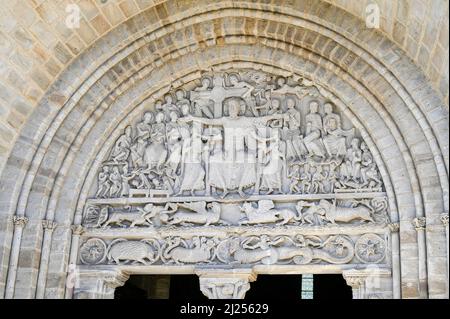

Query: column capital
left=42, top=220, right=57, bottom=231
left=440, top=213, right=449, bottom=226
left=104, top=271, right=130, bottom=289
left=72, top=269, right=129, bottom=299
left=342, top=270, right=366, bottom=289
left=71, top=224, right=85, bottom=235
left=388, top=222, right=400, bottom=233
left=13, top=216, right=28, bottom=228
left=412, top=217, right=426, bottom=230
left=196, top=269, right=257, bottom=299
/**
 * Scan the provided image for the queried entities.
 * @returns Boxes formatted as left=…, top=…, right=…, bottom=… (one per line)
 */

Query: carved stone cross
left=191, top=75, right=249, bottom=118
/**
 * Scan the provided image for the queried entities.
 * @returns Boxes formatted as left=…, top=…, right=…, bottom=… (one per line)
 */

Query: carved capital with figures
left=388, top=222, right=400, bottom=233
left=42, top=220, right=57, bottom=231
left=103, top=271, right=130, bottom=289
left=13, top=216, right=29, bottom=228
left=412, top=217, right=426, bottom=231
left=199, top=278, right=252, bottom=299
left=71, top=225, right=85, bottom=236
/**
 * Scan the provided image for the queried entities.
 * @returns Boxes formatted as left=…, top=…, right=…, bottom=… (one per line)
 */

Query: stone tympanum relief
left=94, top=71, right=383, bottom=199
left=79, top=70, right=391, bottom=273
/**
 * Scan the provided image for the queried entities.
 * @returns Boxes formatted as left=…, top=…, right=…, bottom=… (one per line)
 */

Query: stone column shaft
left=5, top=216, right=28, bottom=299
left=441, top=213, right=449, bottom=296
left=64, top=225, right=84, bottom=299
left=35, top=220, right=57, bottom=299
left=413, top=217, right=428, bottom=298
left=389, top=222, right=401, bottom=299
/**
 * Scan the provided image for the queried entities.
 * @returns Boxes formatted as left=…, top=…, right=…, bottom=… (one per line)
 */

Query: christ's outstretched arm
left=260, top=113, right=285, bottom=122
left=177, top=115, right=222, bottom=126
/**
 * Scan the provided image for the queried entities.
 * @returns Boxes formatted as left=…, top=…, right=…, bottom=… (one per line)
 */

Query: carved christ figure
left=178, top=99, right=285, bottom=196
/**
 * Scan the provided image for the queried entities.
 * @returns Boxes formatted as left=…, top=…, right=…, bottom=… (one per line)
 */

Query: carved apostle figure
left=110, top=126, right=133, bottom=162
left=323, top=103, right=341, bottom=130
left=360, top=142, right=382, bottom=187
left=162, top=94, right=181, bottom=117
left=259, top=133, right=285, bottom=194
left=340, top=138, right=363, bottom=183
left=96, top=166, right=111, bottom=198
left=136, top=112, right=154, bottom=140
left=303, top=101, right=326, bottom=158
left=175, top=89, right=191, bottom=113
left=176, top=130, right=206, bottom=196
left=322, top=105, right=354, bottom=159
left=130, top=137, right=146, bottom=168
left=144, top=112, right=168, bottom=170
left=108, top=166, right=122, bottom=197
left=166, top=111, right=183, bottom=174
left=283, top=97, right=305, bottom=160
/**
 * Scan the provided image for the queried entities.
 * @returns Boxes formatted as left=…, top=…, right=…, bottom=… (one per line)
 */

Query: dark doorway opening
left=169, top=275, right=208, bottom=300
left=115, top=274, right=352, bottom=299
left=245, top=275, right=303, bottom=300
left=115, top=275, right=171, bottom=299
left=114, top=275, right=148, bottom=299
left=313, top=274, right=352, bottom=299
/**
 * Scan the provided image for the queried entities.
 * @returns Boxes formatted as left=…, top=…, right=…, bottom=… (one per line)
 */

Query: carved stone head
left=324, top=102, right=334, bottom=114
left=175, top=89, right=185, bottom=100
left=276, top=76, right=286, bottom=87
left=229, top=73, right=240, bottom=85
left=286, top=97, right=296, bottom=109
left=143, top=112, right=154, bottom=124
left=155, top=112, right=165, bottom=123
left=309, top=101, right=319, bottom=113
left=164, top=94, right=173, bottom=104
left=169, top=111, right=179, bottom=122
left=155, top=100, right=163, bottom=110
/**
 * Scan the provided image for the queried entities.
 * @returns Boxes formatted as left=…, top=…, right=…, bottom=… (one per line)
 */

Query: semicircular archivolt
left=0, top=4, right=447, bottom=300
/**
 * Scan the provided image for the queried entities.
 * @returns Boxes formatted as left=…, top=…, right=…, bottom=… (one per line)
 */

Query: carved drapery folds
left=93, top=70, right=384, bottom=200
left=76, top=70, right=392, bottom=298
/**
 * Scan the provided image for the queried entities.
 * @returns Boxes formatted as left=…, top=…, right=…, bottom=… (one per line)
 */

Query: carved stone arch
left=0, top=1, right=447, bottom=300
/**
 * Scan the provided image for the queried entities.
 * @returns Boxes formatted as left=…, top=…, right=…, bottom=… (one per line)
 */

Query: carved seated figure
left=340, top=138, right=363, bottom=184
left=96, top=166, right=111, bottom=198
left=360, top=142, right=382, bottom=188
left=144, top=112, right=167, bottom=170
left=303, top=101, right=326, bottom=158
left=162, top=94, right=181, bottom=117
left=322, top=109, right=354, bottom=160
left=110, top=126, right=132, bottom=162
left=175, top=89, right=191, bottom=113
left=136, top=112, right=154, bottom=140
